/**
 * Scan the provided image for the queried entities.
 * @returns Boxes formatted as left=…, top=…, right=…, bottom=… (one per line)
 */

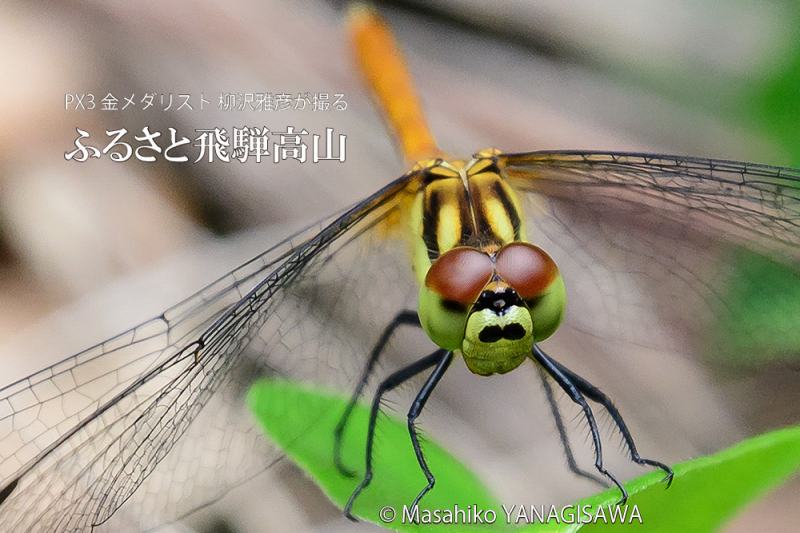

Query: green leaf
left=747, top=4, right=800, bottom=167
left=247, top=378, right=503, bottom=532
left=248, top=379, right=800, bottom=532
left=556, top=425, right=800, bottom=532
left=713, top=248, right=800, bottom=363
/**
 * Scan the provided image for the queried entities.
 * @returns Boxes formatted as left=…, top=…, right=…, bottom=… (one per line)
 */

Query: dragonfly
left=2, top=4, right=800, bottom=531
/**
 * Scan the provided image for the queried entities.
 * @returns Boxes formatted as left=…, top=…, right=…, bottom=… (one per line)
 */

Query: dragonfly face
left=412, top=152, right=567, bottom=375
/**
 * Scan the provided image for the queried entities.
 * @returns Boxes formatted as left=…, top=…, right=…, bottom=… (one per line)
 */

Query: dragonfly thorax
left=408, top=150, right=526, bottom=286
left=409, top=151, right=566, bottom=375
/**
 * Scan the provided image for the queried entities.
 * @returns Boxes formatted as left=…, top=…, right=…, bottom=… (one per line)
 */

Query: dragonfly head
left=419, top=243, right=566, bottom=376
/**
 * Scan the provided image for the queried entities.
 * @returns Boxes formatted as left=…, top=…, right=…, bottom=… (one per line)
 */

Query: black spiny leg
left=407, top=350, right=454, bottom=511
left=344, top=348, right=449, bottom=521
left=547, top=357, right=674, bottom=486
left=539, top=369, right=608, bottom=487
left=531, top=345, right=629, bottom=504
left=334, top=310, right=420, bottom=477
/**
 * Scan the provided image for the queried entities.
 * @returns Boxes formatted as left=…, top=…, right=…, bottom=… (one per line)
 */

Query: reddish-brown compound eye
left=425, top=247, right=494, bottom=304
left=495, top=242, right=559, bottom=299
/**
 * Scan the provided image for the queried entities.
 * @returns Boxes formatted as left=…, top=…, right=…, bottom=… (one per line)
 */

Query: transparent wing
left=502, top=151, right=800, bottom=258
left=500, top=150, right=800, bottom=373
left=0, top=173, right=418, bottom=532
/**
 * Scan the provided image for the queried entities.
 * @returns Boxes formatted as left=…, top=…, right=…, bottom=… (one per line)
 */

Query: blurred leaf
left=713, top=248, right=800, bottom=363
left=748, top=4, right=800, bottom=166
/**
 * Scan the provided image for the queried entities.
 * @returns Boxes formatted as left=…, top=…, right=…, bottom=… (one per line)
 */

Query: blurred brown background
left=0, top=1, right=798, bottom=531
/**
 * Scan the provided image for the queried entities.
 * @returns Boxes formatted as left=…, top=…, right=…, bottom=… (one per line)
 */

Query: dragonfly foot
left=407, top=479, right=434, bottom=520
left=600, top=467, right=628, bottom=506
left=635, top=457, right=674, bottom=487
left=343, top=473, right=372, bottom=521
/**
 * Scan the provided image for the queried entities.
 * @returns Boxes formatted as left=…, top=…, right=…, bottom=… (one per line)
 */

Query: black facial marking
left=479, top=325, right=503, bottom=343
left=503, top=323, right=526, bottom=340
left=478, top=323, right=527, bottom=343
left=473, top=288, right=524, bottom=314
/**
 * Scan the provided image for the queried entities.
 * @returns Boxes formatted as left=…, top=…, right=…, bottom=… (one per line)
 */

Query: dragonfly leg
left=531, top=345, right=629, bottom=505
left=344, top=348, right=447, bottom=521
left=407, top=350, right=454, bottom=513
left=546, top=357, right=674, bottom=487
left=538, top=369, right=608, bottom=487
left=334, top=310, right=420, bottom=477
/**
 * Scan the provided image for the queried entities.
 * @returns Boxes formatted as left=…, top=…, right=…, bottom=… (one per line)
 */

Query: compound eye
left=425, top=247, right=494, bottom=305
left=495, top=242, right=559, bottom=299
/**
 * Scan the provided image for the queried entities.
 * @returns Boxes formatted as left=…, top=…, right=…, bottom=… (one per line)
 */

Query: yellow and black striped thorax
left=409, top=148, right=527, bottom=284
